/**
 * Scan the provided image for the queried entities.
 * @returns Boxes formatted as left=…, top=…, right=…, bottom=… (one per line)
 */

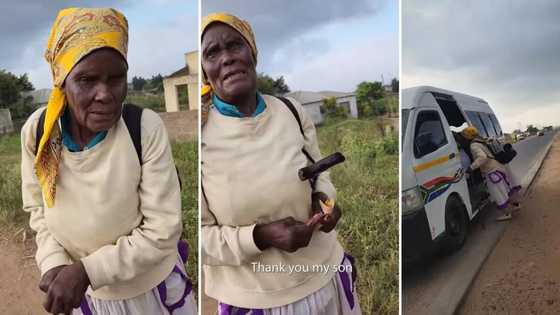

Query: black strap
left=276, top=96, right=316, bottom=164
left=121, top=104, right=143, bottom=164
left=34, top=108, right=47, bottom=155
left=277, top=96, right=305, bottom=136
left=276, top=96, right=317, bottom=189
left=121, top=104, right=182, bottom=189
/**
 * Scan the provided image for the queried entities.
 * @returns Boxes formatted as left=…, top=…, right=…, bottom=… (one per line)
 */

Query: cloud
left=285, top=36, right=398, bottom=91
left=0, top=0, right=197, bottom=89
left=403, top=0, right=560, bottom=132
left=127, top=11, right=198, bottom=80
left=202, top=0, right=397, bottom=91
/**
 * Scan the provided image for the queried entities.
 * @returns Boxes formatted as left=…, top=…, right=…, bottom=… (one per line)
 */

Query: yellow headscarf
left=37, top=8, right=128, bottom=207
left=462, top=126, right=479, bottom=140
left=200, top=13, right=257, bottom=125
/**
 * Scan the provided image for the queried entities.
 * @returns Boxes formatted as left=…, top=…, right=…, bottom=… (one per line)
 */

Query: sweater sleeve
left=81, top=111, right=182, bottom=290
left=288, top=97, right=337, bottom=201
left=470, top=142, right=489, bottom=170
left=201, top=190, right=262, bottom=266
left=20, top=111, right=74, bottom=276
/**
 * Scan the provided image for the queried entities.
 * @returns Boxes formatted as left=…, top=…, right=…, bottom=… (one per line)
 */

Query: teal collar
left=212, top=92, right=266, bottom=118
left=61, top=107, right=108, bottom=152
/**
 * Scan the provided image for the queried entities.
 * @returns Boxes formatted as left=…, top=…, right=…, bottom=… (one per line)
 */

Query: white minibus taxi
left=402, top=86, right=505, bottom=262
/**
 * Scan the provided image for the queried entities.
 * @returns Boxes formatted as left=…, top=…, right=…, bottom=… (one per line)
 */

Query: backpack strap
left=121, top=104, right=143, bottom=164
left=121, top=104, right=183, bottom=190
left=34, top=108, right=47, bottom=156
left=276, top=96, right=317, bottom=189
left=276, top=96, right=316, bottom=164
left=277, top=96, right=304, bottom=136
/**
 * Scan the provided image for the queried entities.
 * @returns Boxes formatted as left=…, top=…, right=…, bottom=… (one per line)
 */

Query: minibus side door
left=411, top=95, right=466, bottom=240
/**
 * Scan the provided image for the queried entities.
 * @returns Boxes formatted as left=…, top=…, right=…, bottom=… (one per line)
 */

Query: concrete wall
left=302, top=102, right=324, bottom=125
left=164, top=50, right=199, bottom=113
left=163, top=74, right=198, bottom=112
left=336, top=95, right=358, bottom=118
left=301, top=95, right=358, bottom=125
left=159, top=110, right=198, bottom=141
left=0, top=109, right=14, bottom=134
left=185, top=51, right=198, bottom=75
left=187, top=78, right=199, bottom=110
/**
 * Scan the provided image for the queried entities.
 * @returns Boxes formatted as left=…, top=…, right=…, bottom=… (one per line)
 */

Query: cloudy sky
left=0, top=0, right=197, bottom=90
left=203, top=0, right=398, bottom=93
left=403, top=0, right=560, bottom=132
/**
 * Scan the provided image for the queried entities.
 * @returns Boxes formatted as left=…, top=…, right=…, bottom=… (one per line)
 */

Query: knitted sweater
left=201, top=95, right=344, bottom=308
left=470, top=140, right=506, bottom=174
left=21, top=107, right=182, bottom=300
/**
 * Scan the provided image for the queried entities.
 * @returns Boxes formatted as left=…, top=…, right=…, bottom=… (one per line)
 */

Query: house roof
left=22, top=88, right=51, bottom=105
left=285, top=90, right=355, bottom=105
left=166, top=66, right=189, bottom=79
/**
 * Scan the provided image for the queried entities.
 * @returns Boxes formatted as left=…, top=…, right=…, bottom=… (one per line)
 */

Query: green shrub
left=171, top=140, right=199, bottom=296
left=317, top=119, right=398, bottom=315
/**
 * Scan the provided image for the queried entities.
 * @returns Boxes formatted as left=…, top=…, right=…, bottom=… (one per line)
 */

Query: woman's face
left=202, top=23, right=257, bottom=103
left=64, top=48, right=128, bottom=133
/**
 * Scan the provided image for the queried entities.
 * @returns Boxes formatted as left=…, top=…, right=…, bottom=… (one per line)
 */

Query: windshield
left=401, top=109, right=410, bottom=151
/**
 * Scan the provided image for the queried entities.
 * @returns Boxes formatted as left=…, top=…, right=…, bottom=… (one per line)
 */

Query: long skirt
left=486, top=169, right=522, bottom=209
left=217, top=253, right=362, bottom=315
left=73, top=241, right=197, bottom=315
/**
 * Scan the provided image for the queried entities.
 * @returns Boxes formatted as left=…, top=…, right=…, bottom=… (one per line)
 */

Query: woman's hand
left=43, top=261, right=90, bottom=314
left=311, top=192, right=341, bottom=233
left=38, top=265, right=66, bottom=293
left=253, top=217, right=314, bottom=252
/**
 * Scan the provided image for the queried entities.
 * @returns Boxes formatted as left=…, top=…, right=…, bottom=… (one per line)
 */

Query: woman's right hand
left=253, top=217, right=313, bottom=252
left=38, top=265, right=66, bottom=293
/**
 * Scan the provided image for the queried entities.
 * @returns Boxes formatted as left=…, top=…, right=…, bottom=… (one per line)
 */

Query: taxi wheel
left=441, top=196, right=468, bottom=254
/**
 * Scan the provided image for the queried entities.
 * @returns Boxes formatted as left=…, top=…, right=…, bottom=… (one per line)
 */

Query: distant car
left=538, top=131, right=544, bottom=136
left=517, top=134, right=526, bottom=141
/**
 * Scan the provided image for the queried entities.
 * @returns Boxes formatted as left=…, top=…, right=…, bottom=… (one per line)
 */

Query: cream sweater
left=202, top=95, right=344, bottom=308
left=21, top=107, right=182, bottom=300
left=470, top=140, right=506, bottom=174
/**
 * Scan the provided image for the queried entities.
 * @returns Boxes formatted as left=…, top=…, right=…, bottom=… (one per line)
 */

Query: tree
left=132, top=76, right=147, bottom=91
left=0, top=70, right=21, bottom=106
left=0, top=69, right=36, bottom=120
left=526, top=125, right=538, bottom=134
left=272, top=76, right=290, bottom=95
left=320, top=97, right=346, bottom=120
left=356, top=81, right=385, bottom=117
left=17, top=73, right=34, bottom=92
left=146, top=74, right=164, bottom=92
left=257, top=73, right=290, bottom=96
left=391, top=78, right=399, bottom=93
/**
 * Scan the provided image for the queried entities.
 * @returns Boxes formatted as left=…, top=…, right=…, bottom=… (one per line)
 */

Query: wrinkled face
left=64, top=48, right=128, bottom=133
left=201, top=23, right=257, bottom=103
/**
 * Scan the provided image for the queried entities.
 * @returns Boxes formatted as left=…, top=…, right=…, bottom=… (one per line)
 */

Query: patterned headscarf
left=462, top=126, right=479, bottom=140
left=200, top=13, right=257, bottom=125
left=36, top=8, right=128, bottom=207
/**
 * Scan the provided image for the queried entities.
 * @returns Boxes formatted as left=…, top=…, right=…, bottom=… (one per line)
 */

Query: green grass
left=171, top=140, right=199, bottom=295
left=317, top=118, right=398, bottom=315
left=125, top=91, right=166, bottom=112
left=0, top=132, right=199, bottom=297
left=0, top=133, right=26, bottom=226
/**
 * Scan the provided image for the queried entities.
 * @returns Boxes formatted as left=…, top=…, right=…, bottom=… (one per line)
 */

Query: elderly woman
left=462, top=126, right=522, bottom=221
left=21, top=8, right=196, bottom=315
left=201, top=13, right=361, bottom=314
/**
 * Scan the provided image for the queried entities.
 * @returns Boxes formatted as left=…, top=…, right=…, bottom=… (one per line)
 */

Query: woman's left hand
left=43, top=261, right=90, bottom=314
left=311, top=192, right=341, bottom=233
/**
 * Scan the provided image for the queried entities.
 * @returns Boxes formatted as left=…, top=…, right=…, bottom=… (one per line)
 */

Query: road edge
left=452, top=133, right=557, bottom=315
